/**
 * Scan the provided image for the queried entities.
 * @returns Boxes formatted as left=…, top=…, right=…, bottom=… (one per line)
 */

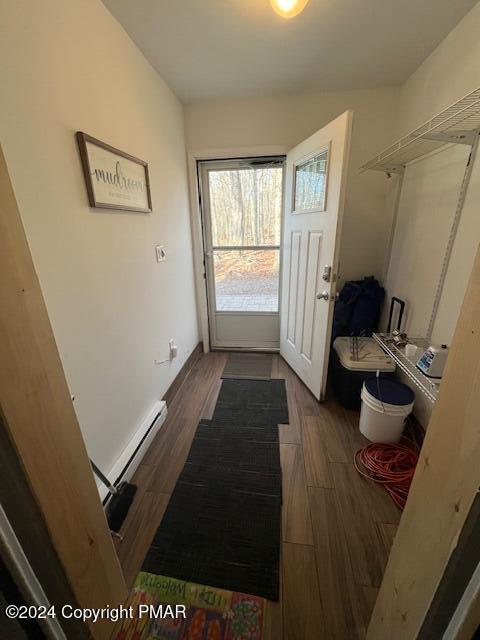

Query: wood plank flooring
left=114, top=352, right=401, bottom=639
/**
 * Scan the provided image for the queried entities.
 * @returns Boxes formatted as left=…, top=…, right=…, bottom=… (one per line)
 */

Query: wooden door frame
left=0, top=145, right=126, bottom=640
left=368, top=244, right=480, bottom=639
left=187, top=145, right=288, bottom=352
left=0, top=408, right=90, bottom=640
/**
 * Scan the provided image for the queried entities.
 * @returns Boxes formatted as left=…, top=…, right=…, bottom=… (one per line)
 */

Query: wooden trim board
left=417, top=494, right=480, bottom=637
left=367, top=245, right=480, bottom=639
left=0, top=145, right=126, bottom=640
left=0, top=409, right=89, bottom=640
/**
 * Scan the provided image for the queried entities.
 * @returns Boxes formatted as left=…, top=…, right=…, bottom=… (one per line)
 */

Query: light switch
left=155, top=245, right=166, bottom=262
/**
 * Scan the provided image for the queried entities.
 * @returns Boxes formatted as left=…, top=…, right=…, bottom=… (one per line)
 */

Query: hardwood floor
left=114, top=352, right=400, bottom=639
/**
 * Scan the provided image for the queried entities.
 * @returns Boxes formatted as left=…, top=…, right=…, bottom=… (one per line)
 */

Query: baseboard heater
left=98, top=400, right=168, bottom=505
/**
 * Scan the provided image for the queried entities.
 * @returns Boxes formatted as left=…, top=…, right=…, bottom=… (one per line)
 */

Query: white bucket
left=359, top=382, right=414, bottom=443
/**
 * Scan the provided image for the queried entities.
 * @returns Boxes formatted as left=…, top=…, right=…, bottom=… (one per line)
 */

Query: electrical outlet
left=155, top=245, right=166, bottom=262
left=169, top=339, right=178, bottom=359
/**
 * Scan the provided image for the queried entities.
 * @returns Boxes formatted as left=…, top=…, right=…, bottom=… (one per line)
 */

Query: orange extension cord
left=354, top=440, right=419, bottom=509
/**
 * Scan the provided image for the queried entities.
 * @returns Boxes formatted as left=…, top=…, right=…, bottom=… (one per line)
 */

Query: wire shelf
left=361, top=88, right=480, bottom=173
left=373, top=333, right=440, bottom=403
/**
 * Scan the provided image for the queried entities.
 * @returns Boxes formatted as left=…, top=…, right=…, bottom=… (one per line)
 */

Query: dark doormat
left=221, top=352, right=272, bottom=381
left=197, top=418, right=279, bottom=443
left=214, top=379, right=289, bottom=425
left=142, top=380, right=287, bottom=601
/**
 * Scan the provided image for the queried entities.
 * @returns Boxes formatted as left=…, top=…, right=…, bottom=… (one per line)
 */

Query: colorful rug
left=112, top=571, right=265, bottom=640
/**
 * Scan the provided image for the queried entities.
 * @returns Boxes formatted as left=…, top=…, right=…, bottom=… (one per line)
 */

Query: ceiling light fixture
left=270, top=0, right=310, bottom=19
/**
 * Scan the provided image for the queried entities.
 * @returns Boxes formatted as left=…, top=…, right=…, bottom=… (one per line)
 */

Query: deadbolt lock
left=322, top=265, right=332, bottom=282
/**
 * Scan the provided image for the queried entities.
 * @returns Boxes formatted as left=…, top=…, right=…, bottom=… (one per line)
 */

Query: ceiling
left=102, top=0, right=477, bottom=104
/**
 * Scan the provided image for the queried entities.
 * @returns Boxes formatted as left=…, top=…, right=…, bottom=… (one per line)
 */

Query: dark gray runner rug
left=221, top=352, right=272, bottom=381
left=142, top=379, right=288, bottom=600
left=214, top=379, right=289, bottom=425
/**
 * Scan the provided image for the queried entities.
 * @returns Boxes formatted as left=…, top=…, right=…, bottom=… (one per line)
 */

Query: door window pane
left=294, top=147, right=329, bottom=212
left=214, top=250, right=279, bottom=312
left=209, top=167, right=283, bottom=246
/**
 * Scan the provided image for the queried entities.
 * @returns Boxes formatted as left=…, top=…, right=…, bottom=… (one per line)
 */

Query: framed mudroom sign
left=76, top=132, right=152, bottom=213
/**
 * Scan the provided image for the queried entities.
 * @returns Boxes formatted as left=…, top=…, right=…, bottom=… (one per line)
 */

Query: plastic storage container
left=359, top=377, right=415, bottom=443
left=330, top=337, right=396, bottom=410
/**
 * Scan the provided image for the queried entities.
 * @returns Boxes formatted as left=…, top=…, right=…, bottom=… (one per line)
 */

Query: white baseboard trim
left=96, top=400, right=167, bottom=502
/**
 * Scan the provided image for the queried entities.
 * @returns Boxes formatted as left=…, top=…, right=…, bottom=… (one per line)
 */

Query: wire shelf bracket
left=361, top=87, right=480, bottom=173
left=362, top=88, right=480, bottom=342
left=373, top=334, right=440, bottom=404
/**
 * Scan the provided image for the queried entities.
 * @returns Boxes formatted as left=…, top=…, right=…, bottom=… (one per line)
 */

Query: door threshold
left=212, top=347, right=280, bottom=353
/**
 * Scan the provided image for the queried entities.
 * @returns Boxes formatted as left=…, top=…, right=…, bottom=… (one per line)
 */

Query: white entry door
left=280, top=111, right=353, bottom=400
left=200, top=157, right=285, bottom=350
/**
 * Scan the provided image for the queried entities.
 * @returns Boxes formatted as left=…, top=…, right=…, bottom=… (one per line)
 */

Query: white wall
left=0, top=0, right=199, bottom=474
left=395, top=2, right=480, bottom=137
left=384, top=144, right=474, bottom=343
left=382, top=2, right=480, bottom=425
left=384, top=1, right=480, bottom=338
left=185, top=88, right=399, bottom=284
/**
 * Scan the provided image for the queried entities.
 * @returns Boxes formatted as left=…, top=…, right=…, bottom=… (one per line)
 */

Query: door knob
left=317, top=290, right=330, bottom=301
